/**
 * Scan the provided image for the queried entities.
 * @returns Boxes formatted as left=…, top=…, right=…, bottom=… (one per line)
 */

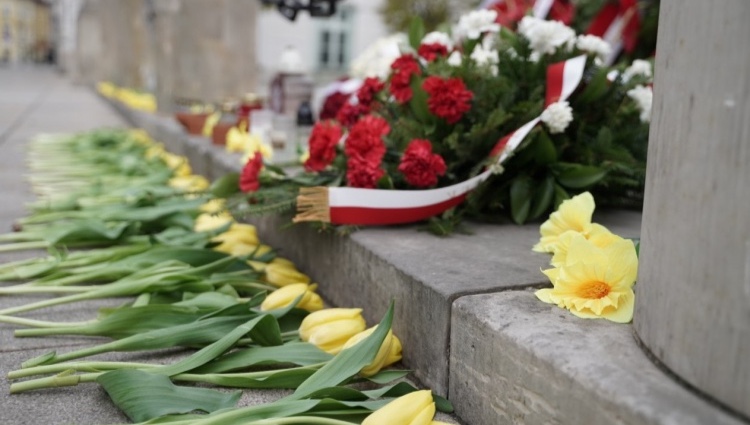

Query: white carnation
left=575, top=35, right=611, bottom=62
left=541, top=101, right=574, bottom=134
left=421, top=31, right=453, bottom=49
left=627, top=85, right=653, bottom=123
left=623, top=59, right=653, bottom=81
left=349, top=33, right=409, bottom=80
left=455, top=9, right=500, bottom=41
left=447, top=50, right=463, bottom=67
left=518, top=16, right=576, bottom=57
left=470, top=43, right=499, bottom=67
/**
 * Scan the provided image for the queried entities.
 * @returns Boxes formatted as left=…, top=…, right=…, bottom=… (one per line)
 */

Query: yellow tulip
left=194, top=212, right=234, bottom=233
left=212, top=224, right=259, bottom=246
left=533, top=192, right=596, bottom=254
left=161, top=152, right=192, bottom=177
left=536, top=233, right=637, bottom=323
left=362, top=390, right=435, bottom=425
left=343, top=327, right=402, bottom=377
left=200, top=199, right=226, bottom=214
left=264, top=262, right=311, bottom=287
left=260, top=283, right=323, bottom=312
left=168, top=175, right=210, bottom=192
left=130, top=129, right=153, bottom=145
left=299, top=308, right=366, bottom=354
left=248, top=256, right=295, bottom=272
left=202, top=111, right=221, bottom=137
left=97, top=81, right=116, bottom=98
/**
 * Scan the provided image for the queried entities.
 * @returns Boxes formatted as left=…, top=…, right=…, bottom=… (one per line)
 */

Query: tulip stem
left=250, top=417, right=355, bottom=425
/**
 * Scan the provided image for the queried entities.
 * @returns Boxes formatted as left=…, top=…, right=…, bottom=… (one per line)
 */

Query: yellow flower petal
left=533, top=192, right=595, bottom=253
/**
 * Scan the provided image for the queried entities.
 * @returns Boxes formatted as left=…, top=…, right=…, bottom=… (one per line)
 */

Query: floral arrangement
left=225, top=8, right=654, bottom=232
left=533, top=191, right=638, bottom=323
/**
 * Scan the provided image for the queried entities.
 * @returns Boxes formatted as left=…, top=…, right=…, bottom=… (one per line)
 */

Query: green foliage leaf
left=528, top=175, right=555, bottom=220
left=409, top=78, right=432, bottom=123
left=555, top=164, right=607, bottom=189
left=210, top=172, right=240, bottom=198
left=577, top=66, right=610, bottom=104
left=408, top=16, right=426, bottom=51
left=510, top=176, right=534, bottom=224
left=97, top=369, right=241, bottom=422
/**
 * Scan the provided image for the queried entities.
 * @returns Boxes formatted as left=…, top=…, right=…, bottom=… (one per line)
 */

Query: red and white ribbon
left=294, top=56, right=587, bottom=226
left=586, top=0, right=640, bottom=65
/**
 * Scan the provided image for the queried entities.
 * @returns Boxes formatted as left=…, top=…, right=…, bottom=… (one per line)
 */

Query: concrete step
left=110, top=101, right=747, bottom=425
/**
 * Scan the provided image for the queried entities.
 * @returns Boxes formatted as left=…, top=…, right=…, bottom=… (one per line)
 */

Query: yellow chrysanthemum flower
left=549, top=225, right=621, bottom=267
left=535, top=233, right=637, bottom=323
left=533, top=191, right=596, bottom=253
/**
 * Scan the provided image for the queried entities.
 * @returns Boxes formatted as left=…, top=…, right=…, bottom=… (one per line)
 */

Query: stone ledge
left=450, top=290, right=746, bottom=425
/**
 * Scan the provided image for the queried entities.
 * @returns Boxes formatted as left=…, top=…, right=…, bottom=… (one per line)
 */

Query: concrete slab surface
left=450, top=290, right=746, bottom=425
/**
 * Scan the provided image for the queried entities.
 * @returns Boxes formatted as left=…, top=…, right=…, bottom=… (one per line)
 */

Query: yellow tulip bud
left=362, top=390, right=435, bottom=425
left=343, top=327, right=403, bottom=377
left=212, top=224, right=259, bottom=246
left=260, top=283, right=323, bottom=312
left=299, top=308, right=366, bottom=355
left=194, top=212, right=234, bottom=233
left=264, top=262, right=311, bottom=287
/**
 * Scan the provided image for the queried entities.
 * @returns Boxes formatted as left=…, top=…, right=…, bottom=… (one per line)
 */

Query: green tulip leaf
left=194, top=342, right=332, bottom=374
left=290, top=302, right=395, bottom=399
left=97, top=369, right=241, bottom=423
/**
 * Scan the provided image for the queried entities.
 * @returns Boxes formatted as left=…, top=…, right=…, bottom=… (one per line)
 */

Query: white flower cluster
left=623, top=59, right=653, bottom=81
left=541, top=101, right=574, bottom=134
left=575, top=35, right=611, bottom=63
left=421, top=31, right=453, bottom=49
left=627, top=85, right=653, bottom=123
left=447, top=51, right=463, bottom=67
left=518, top=16, right=576, bottom=59
left=454, top=9, right=500, bottom=41
left=470, top=42, right=499, bottom=75
left=349, top=33, right=409, bottom=80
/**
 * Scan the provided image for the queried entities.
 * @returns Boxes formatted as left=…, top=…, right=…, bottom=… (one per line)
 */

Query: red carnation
left=319, top=91, right=349, bottom=120
left=346, top=157, right=385, bottom=189
left=344, top=115, right=390, bottom=166
left=304, top=121, right=342, bottom=172
left=422, top=76, right=473, bottom=124
left=418, top=43, right=449, bottom=62
left=357, top=77, right=385, bottom=106
left=389, top=55, right=421, bottom=104
left=336, top=102, right=370, bottom=128
left=239, top=153, right=263, bottom=192
left=398, top=139, right=447, bottom=188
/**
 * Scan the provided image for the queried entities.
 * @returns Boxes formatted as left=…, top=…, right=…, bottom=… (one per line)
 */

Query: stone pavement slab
left=450, top=290, right=746, bottom=425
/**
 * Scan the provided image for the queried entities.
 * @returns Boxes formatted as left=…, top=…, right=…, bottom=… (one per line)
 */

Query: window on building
left=317, top=5, right=354, bottom=71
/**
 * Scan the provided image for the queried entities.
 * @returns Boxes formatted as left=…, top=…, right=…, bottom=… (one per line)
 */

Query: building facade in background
left=0, top=0, right=51, bottom=63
